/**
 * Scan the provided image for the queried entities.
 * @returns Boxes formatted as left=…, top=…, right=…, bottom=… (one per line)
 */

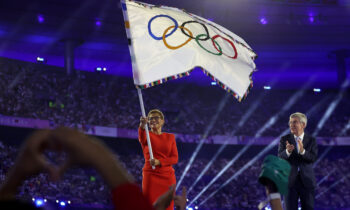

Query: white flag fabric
left=121, top=0, right=257, bottom=101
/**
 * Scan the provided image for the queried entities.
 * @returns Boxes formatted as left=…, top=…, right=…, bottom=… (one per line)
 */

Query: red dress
left=138, top=127, right=178, bottom=210
left=112, top=183, right=154, bottom=210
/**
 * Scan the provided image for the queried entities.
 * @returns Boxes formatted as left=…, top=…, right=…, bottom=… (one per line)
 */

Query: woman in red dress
left=139, top=109, right=178, bottom=210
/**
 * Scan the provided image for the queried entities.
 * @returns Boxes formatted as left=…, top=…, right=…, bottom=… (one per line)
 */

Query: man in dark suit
left=278, top=112, right=318, bottom=210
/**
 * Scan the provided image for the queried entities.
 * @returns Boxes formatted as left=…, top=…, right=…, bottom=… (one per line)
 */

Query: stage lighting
left=37, top=14, right=44, bottom=23
left=195, top=206, right=199, bottom=209
left=68, top=200, right=71, bottom=204
left=313, top=80, right=348, bottom=136
left=35, top=199, right=44, bottom=207
left=308, top=13, right=315, bottom=23
left=96, top=67, right=107, bottom=72
left=32, top=198, right=35, bottom=202
left=211, top=82, right=216, bottom=85
left=313, top=88, right=321, bottom=92
left=44, top=199, right=47, bottom=202
left=263, top=86, right=271, bottom=90
left=177, top=94, right=229, bottom=190
left=260, top=17, right=268, bottom=25
left=60, top=201, right=66, bottom=206
left=56, top=200, right=59, bottom=203
left=309, top=16, right=314, bottom=23
left=37, top=57, right=45, bottom=63
left=96, top=20, right=101, bottom=27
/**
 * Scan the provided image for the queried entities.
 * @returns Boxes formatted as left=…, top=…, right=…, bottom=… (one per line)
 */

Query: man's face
left=289, top=117, right=305, bottom=136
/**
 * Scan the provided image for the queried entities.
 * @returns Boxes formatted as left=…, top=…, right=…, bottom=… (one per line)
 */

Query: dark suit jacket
left=278, top=133, right=318, bottom=189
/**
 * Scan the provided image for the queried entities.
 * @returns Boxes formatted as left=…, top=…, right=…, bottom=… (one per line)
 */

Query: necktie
left=295, top=137, right=300, bottom=153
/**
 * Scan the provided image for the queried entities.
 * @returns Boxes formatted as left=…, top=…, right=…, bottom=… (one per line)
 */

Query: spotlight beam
left=186, top=138, right=229, bottom=194
left=313, top=80, right=349, bottom=136
left=198, top=130, right=289, bottom=207
left=255, top=87, right=307, bottom=137
left=186, top=73, right=284, bottom=194
left=313, top=146, right=333, bottom=168
left=8, top=71, right=25, bottom=90
left=188, top=83, right=313, bottom=206
left=317, top=168, right=336, bottom=186
left=187, top=92, right=266, bottom=194
left=187, top=74, right=287, bottom=194
left=339, top=119, right=350, bottom=136
left=188, top=141, right=253, bottom=206
left=176, top=93, right=229, bottom=190
left=316, top=173, right=350, bottom=199
left=194, top=95, right=322, bottom=206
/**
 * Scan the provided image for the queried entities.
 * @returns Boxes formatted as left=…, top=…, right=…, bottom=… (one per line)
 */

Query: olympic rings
left=148, top=15, right=178, bottom=40
left=147, top=15, right=238, bottom=59
left=181, top=21, right=210, bottom=41
left=212, top=35, right=238, bottom=59
left=195, top=34, right=222, bottom=55
left=163, top=26, right=193, bottom=50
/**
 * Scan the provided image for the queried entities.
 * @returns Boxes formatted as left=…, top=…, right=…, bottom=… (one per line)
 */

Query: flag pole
left=137, top=88, right=156, bottom=170
left=121, top=0, right=155, bottom=170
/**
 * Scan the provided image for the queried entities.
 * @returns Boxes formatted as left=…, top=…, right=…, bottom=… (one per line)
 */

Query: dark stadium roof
left=0, top=0, right=349, bottom=89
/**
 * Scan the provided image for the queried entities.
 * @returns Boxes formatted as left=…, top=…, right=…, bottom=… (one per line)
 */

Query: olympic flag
left=121, top=0, right=257, bottom=101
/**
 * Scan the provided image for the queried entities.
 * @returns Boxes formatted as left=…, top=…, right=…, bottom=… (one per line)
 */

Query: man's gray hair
left=290, top=112, right=307, bottom=127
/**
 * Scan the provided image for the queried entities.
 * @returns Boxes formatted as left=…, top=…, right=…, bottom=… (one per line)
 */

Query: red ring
left=212, top=35, right=238, bottom=59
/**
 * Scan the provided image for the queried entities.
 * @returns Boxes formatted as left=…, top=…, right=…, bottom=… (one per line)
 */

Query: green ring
left=195, top=34, right=222, bottom=56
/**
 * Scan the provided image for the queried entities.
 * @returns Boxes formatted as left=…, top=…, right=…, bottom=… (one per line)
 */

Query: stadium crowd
left=1, top=58, right=350, bottom=138
left=1, top=140, right=349, bottom=209
left=1, top=58, right=350, bottom=209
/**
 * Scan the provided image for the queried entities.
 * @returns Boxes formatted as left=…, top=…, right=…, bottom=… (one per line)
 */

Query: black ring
left=180, top=20, right=210, bottom=41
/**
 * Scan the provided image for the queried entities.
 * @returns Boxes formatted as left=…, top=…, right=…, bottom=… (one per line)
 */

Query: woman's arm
left=158, top=134, right=178, bottom=167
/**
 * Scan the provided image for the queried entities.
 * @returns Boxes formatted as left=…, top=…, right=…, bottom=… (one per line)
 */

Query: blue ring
left=148, top=15, right=178, bottom=40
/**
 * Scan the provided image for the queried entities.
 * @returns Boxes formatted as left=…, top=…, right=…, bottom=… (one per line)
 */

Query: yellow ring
left=162, top=26, right=193, bottom=50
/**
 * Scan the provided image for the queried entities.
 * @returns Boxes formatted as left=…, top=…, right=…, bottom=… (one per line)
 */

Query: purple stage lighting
left=96, top=20, right=101, bottom=26
left=260, top=17, right=267, bottom=25
left=264, top=86, right=271, bottom=90
left=308, top=13, right=315, bottom=23
left=37, top=14, right=44, bottom=23
left=313, top=88, right=321, bottom=92
left=35, top=199, right=44, bottom=207
left=60, top=201, right=66, bottom=206
left=309, top=16, right=314, bottom=23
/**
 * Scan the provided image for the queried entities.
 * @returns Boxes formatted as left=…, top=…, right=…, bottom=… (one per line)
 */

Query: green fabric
left=259, top=155, right=291, bottom=195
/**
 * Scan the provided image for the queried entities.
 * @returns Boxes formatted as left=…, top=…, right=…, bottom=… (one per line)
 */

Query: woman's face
left=148, top=113, right=164, bottom=130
